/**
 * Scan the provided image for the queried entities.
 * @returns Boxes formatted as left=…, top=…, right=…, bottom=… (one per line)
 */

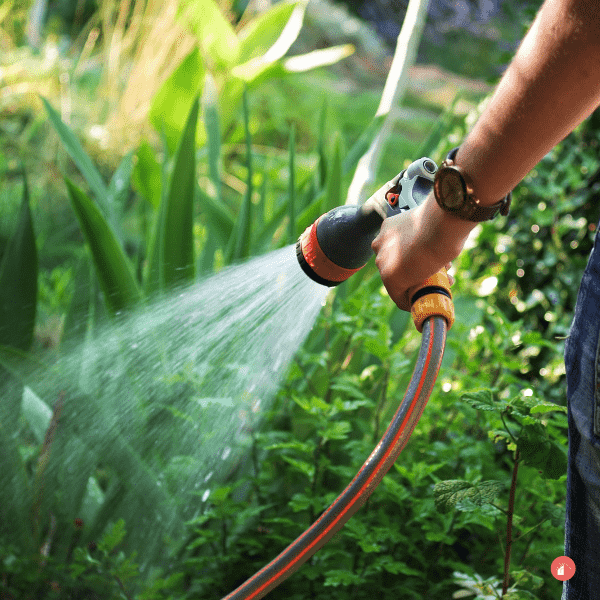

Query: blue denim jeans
left=562, top=220, right=600, bottom=599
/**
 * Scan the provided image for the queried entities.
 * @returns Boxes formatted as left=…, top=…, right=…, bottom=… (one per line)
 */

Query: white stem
left=345, top=0, right=430, bottom=206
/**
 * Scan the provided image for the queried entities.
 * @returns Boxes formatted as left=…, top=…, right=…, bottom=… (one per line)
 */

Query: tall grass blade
left=107, top=150, right=135, bottom=221
left=323, top=130, right=342, bottom=213
left=0, top=417, right=32, bottom=550
left=0, top=171, right=38, bottom=352
left=226, top=88, right=253, bottom=263
left=197, top=185, right=235, bottom=248
left=162, top=95, right=199, bottom=287
left=65, top=178, right=141, bottom=315
left=317, top=100, right=327, bottom=187
left=203, top=73, right=222, bottom=202
left=288, top=122, right=296, bottom=244
left=41, top=97, right=110, bottom=216
left=132, top=141, right=161, bottom=210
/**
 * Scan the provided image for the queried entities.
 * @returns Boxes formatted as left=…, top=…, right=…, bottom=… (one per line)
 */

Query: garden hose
left=220, top=160, right=455, bottom=600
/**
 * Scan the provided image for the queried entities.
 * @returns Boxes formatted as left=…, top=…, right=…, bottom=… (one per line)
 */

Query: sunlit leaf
left=284, top=44, right=355, bottom=72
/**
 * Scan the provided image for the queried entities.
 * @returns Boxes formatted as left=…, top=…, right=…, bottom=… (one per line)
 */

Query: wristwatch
left=433, top=147, right=511, bottom=222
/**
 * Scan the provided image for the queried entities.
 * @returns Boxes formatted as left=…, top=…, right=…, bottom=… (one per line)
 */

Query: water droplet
left=222, top=447, right=231, bottom=460
left=202, top=489, right=210, bottom=502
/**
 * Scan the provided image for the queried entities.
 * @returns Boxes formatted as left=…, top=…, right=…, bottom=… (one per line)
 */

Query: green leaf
left=0, top=172, right=38, bottom=351
left=529, top=402, right=567, bottom=414
left=107, top=150, right=135, bottom=219
left=21, top=386, right=51, bottom=444
left=0, top=416, right=32, bottom=549
left=323, top=131, right=342, bottom=214
left=283, top=44, right=355, bottom=72
left=98, top=519, right=126, bottom=554
left=65, top=178, right=141, bottom=314
left=41, top=97, right=109, bottom=214
left=237, top=0, right=306, bottom=64
left=433, top=479, right=503, bottom=513
left=517, top=426, right=567, bottom=479
left=162, top=95, right=199, bottom=287
left=132, top=141, right=161, bottom=210
left=288, top=122, right=296, bottom=244
left=197, top=184, right=235, bottom=248
left=461, top=389, right=497, bottom=411
left=202, top=73, right=222, bottom=202
left=177, top=0, right=240, bottom=66
left=149, top=48, right=205, bottom=154
left=541, top=501, right=565, bottom=527
left=226, top=88, right=253, bottom=263
left=323, top=420, right=351, bottom=442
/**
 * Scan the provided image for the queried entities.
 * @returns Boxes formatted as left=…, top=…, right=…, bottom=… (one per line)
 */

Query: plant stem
left=502, top=448, right=520, bottom=596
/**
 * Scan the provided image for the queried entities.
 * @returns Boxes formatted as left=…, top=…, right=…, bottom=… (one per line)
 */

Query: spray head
left=296, top=157, right=437, bottom=286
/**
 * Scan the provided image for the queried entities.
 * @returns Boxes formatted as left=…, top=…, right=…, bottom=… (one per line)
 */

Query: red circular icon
left=551, top=556, right=576, bottom=581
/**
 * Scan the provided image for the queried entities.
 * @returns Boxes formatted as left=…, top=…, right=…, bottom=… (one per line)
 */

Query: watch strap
left=438, top=147, right=511, bottom=222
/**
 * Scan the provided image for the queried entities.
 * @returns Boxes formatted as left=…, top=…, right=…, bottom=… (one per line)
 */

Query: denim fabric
left=562, top=219, right=600, bottom=599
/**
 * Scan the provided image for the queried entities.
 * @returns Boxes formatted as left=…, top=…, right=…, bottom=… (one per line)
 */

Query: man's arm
left=418, top=0, right=600, bottom=254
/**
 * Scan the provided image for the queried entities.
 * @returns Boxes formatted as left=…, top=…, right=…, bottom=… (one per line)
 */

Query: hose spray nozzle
left=296, top=157, right=454, bottom=330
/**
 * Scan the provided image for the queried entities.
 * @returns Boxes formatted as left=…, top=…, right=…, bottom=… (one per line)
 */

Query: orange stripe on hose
left=242, top=318, right=438, bottom=600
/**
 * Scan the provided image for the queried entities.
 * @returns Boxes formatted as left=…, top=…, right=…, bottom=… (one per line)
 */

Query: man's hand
left=371, top=201, right=463, bottom=312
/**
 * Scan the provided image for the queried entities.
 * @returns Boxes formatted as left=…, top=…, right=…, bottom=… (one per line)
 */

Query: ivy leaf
left=434, top=480, right=503, bottom=513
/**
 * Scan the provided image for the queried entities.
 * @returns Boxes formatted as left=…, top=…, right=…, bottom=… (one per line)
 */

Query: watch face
left=437, top=168, right=465, bottom=209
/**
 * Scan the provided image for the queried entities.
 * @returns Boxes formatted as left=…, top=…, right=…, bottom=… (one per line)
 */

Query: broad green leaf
left=41, top=97, right=109, bottom=215
left=0, top=172, right=37, bottom=351
left=177, top=0, right=240, bottom=67
left=517, top=426, right=567, bottom=479
left=237, top=0, right=305, bottom=64
left=21, top=386, right=52, bottom=444
left=529, top=402, right=567, bottom=414
left=324, top=131, right=342, bottom=214
left=149, top=48, right=205, bottom=154
left=132, top=141, right=161, bottom=210
left=162, top=95, right=199, bottom=287
left=284, top=44, right=355, bottom=72
left=65, top=178, right=141, bottom=314
left=461, top=389, right=497, bottom=411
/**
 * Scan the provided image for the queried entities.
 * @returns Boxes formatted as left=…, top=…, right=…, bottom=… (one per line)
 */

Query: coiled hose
left=221, top=314, right=448, bottom=600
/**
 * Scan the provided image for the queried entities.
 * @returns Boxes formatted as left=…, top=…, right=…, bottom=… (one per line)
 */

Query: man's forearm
left=419, top=0, right=600, bottom=254
left=457, top=0, right=600, bottom=204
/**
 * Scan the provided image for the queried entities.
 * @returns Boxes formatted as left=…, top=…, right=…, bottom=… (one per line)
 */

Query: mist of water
left=5, top=244, right=330, bottom=573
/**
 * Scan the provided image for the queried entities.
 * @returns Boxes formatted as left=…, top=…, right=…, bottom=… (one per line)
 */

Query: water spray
left=222, top=158, right=455, bottom=599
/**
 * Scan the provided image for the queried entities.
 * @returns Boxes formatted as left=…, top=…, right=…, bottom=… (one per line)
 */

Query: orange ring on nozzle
left=299, top=216, right=362, bottom=284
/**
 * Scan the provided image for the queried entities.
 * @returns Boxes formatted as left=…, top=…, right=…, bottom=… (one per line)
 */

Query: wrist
left=417, top=191, right=476, bottom=259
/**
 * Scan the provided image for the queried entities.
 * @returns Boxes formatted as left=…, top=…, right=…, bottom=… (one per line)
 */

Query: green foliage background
left=1, top=0, right=596, bottom=598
